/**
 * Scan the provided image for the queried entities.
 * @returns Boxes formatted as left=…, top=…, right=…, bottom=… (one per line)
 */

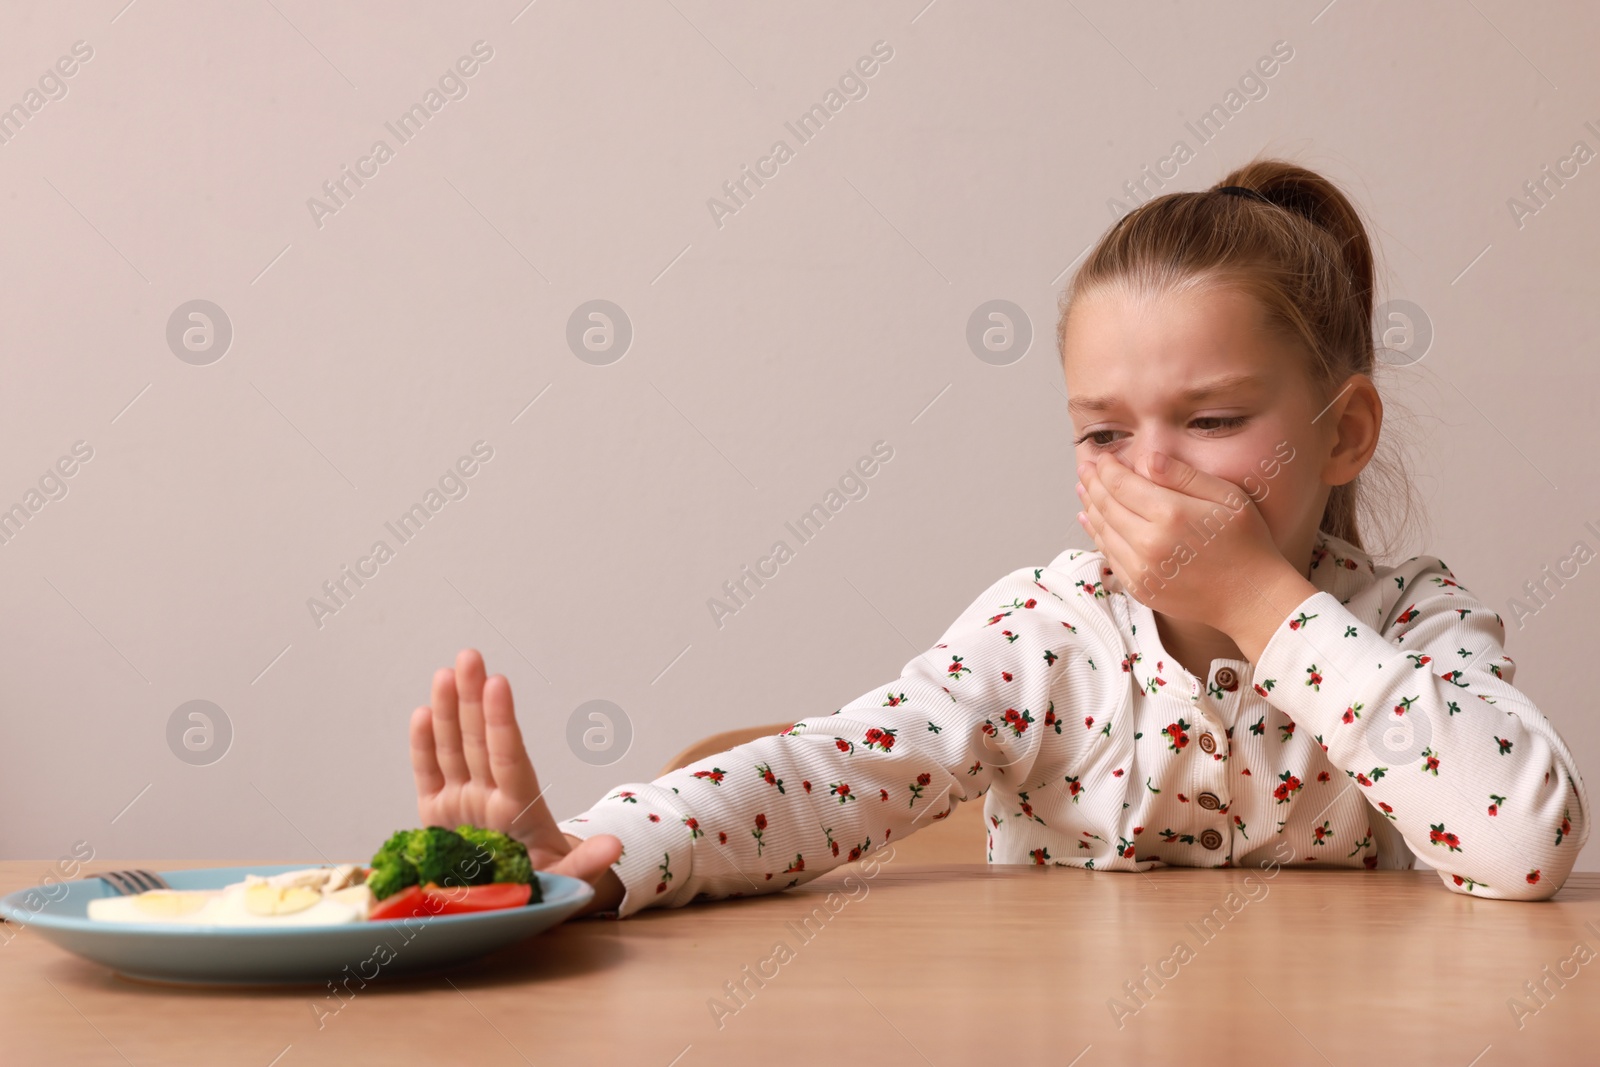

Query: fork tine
left=131, top=870, right=171, bottom=892
left=88, top=870, right=172, bottom=895
left=95, top=870, right=134, bottom=895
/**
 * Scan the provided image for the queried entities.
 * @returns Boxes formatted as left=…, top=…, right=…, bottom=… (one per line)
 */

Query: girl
left=408, top=157, right=1588, bottom=916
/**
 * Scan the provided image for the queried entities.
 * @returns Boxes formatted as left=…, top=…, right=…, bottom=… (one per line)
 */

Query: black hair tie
left=1216, top=185, right=1271, bottom=204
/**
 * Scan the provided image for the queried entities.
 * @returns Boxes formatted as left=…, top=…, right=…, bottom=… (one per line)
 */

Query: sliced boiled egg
left=86, top=889, right=221, bottom=924
left=207, top=884, right=359, bottom=926
left=86, top=877, right=365, bottom=927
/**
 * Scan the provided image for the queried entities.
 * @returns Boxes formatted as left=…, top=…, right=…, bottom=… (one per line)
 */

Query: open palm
left=409, top=648, right=622, bottom=901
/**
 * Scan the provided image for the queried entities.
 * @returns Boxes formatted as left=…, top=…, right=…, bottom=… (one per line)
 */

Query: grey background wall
left=1, top=1, right=1595, bottom=874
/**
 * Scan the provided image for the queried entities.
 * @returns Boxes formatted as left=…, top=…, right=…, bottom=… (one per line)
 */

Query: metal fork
left=87, top=869, right=173, bottom=895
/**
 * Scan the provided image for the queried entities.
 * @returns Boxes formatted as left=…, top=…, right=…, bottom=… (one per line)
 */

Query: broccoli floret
left=455, top=825, right=537, bottom=894
left=402, top=826, right=492, bottom=889
left=367, top=829, right=421, bottom=900
left=367, top=825, right=541, bottom=903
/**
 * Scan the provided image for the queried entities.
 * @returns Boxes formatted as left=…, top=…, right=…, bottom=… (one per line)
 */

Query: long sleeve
left=556, top=564, right=1081, bottom=918
left=1248, top=554, right=1590, bottom=900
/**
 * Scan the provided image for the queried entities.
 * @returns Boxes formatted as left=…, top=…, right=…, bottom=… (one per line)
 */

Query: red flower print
left=1177, top=793, right=1188, bottom=802
left=879, top=788, right=889, bottom=802
left=1112, top=769, right=1125, bottom=777
left=1065, top=775, right=1082, bottom=801
left=1273, top=771, right=1303, bottom=804
left=830, top=782, right=854, bottom=803
left=802, top=780, right=812, bottom=793
left=863, top=727, right=898, bottom=752
left=1133, top=826, right=1144, bottom=834
left=1163, top=718, right=1191, bottom=752
left=836, top=739, right=851, bottom=753
left=756, top=762, right=786, bottom=793
left=755, top=813, right=767, bottom=830
left=1024, top=598, right=1037, bottom=608
left=1085, top=716, right=1095, bottom=729
left=657, top=882, right=667, bottom=893
left=647, top=813, right=660, bottom=823
left=1317, top=771, right=1331, bottom=782
left=1527, top=869, right=1541, bottom=884
left=1030, top=847, right=1050, bottom=864
left=718, top=831, right=727, bottom=844
left=1002, top=671, right=1013, bottom=682
left=1428, top=823, right=1462, bottom=852
left=1557, top=812, right=1573, bottom=845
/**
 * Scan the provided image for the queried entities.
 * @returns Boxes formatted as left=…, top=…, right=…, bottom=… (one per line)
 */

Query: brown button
left=1199, top=828, right=1224, bottom=850
left=1198, top=733, right=1217, bottom=754
left=1197, top=792, right=1221, bottom=810
left=1215, top=667, right=1239, bottom=691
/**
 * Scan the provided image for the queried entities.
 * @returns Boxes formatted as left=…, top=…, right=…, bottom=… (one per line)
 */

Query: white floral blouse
left=559, top=528, right=1589, bottom=916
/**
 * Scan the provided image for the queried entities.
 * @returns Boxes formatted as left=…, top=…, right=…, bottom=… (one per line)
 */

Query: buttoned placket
left=1114, top=590, right=1255, bottom=858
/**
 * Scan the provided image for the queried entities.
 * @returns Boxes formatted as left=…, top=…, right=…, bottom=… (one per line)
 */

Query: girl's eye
left=1073, top=416, right=1248, bottom=450
left=1193, top=415, right=1249, bottom=435
left=1073, top=429, right=1121, bottom=449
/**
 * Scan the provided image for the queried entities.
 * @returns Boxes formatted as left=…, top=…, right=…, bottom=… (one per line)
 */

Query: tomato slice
left=367, top=884, right=426, bottom=922
left=420, top=882, right=533, bottom=915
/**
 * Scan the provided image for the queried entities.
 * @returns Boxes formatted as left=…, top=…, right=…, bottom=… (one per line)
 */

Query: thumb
left=550, top=832, right=623, bottom=887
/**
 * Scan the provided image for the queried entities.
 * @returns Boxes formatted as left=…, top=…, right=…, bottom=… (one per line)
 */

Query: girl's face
left=1059, top=284, right=1342, bottom=558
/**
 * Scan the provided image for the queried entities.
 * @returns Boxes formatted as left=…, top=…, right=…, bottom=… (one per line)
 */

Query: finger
left=409, top=705, right=446, bottom=800
left=431, top=664, right=472, bottom=785
left=550, top=833, right=624, bottom=886
left=1081, top=492, right=1139, bottom=587
left=1082, top=454, right=1152, bottom=533
left=483, top=674, right=541, bottom=808
left=454, top=648, right=495, bottom=787
left=1088, top=450, right=1159, bottom=523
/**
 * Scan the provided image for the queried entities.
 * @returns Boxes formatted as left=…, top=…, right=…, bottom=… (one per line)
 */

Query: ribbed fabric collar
left=1106, top=527, right=1377, bottom=704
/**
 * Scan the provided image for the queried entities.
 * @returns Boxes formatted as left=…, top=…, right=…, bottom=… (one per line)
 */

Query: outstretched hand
left=410, top=648, right=624, bottom=915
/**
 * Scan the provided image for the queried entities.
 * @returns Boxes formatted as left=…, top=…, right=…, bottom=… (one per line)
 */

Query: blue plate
left=0, top=864, right=594, bottom=986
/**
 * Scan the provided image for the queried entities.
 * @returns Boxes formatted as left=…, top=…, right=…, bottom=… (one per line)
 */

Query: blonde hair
left=1055, top=153, right=1423, bottom=559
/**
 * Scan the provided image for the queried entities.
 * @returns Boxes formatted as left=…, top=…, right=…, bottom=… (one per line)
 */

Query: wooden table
left=3, top=856, right=1598, bottom=1065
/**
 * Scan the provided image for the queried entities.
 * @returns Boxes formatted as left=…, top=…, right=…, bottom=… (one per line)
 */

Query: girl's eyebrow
left=1066, top=371, right=1270, bottom=415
